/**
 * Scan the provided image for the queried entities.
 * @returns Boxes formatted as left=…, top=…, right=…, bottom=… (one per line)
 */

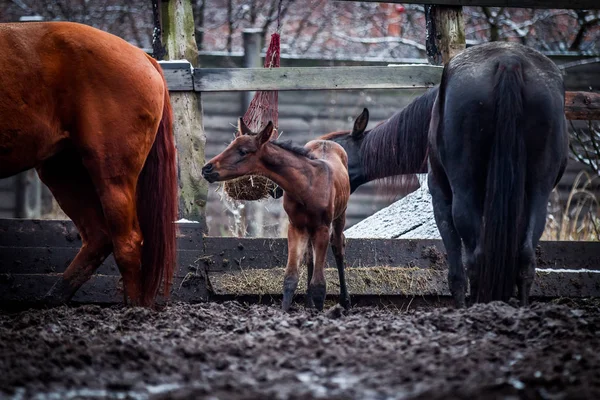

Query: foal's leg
left=428, top=169, right=467, bottom=308
left=309, top=226, right=330, bottom=311
left=37, top=151, right=113, bottom=305
left=283, top=225, right=309, bottom=311
left=305, top=241, right=315, bottom=308
left=331, top=215, right=350, bottom=309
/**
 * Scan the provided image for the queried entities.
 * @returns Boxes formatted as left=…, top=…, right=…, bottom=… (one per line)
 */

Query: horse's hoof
left=282, top=276, right=298, bottom=312
left=282, top=297, right=293, bottom=312
left=309, top=283, right=326, bottom=312
left=340, top=296, right=351, bottom=310
left=305, top=296, right=315, bottom=309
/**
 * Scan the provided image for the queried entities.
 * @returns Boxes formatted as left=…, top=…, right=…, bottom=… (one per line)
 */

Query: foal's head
left=202, top=118, right=275, bottom=183
left=320, top=108, right=369, bottom=192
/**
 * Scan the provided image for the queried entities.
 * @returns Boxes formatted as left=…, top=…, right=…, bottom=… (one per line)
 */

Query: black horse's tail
left=478, top=59, right=527, bottom=303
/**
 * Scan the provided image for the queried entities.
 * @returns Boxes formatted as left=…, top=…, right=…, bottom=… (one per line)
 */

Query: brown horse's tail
left=137, top=57, right=178, bottom=306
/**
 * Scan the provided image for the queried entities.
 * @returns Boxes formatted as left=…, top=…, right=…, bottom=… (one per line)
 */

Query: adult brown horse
left=202, top=119, right=351, bottom=311
left=0, top=22, right=178, bottom=307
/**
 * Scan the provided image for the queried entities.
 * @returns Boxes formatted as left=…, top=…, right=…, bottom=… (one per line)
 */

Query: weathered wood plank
left=159, top=60, right=194, bottom=91
left=193, top=65, right=444, bottom=92
left=0, top=247, right=204, bottom=277
left=0, top=219, right=205, bottom=250
left=1, top=219, right=600, bottom=274
left=1, top=267, right=597, bottom=306
left=0, top=274, right=209, bottom=305
left=565, top=91, right=600, bottom=120
left=200, top=237, right=447, bottom=272
left=334, top=0, right=600, bottom=9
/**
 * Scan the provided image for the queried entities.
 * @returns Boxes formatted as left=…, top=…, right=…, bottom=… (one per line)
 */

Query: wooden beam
left=425, top=5, right=466, bottom=65
left=161, top=0, right=209, bottom=225
left=565, top=91, right=600, bottom=120
left=333, top=0, right=600, bottom=10
left=193, top=65, right=443, bottom=92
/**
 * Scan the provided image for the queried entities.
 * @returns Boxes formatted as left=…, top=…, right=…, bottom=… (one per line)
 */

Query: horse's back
left=443, top=42, right=564, bottom=116
left=0, top=22, right=165, bottom=177
left=305, top=140, right=350, bottom=215
left=435, top=42, right=566, bottom=167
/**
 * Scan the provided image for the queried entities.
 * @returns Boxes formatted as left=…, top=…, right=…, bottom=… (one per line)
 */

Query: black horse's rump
left=429, top=41, right=568, bottom=305
left=328, top=41, right=568, bottom=306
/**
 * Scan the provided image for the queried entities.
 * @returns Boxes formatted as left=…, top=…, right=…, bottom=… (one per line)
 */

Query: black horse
left=323, top=42, right=568, bottom=307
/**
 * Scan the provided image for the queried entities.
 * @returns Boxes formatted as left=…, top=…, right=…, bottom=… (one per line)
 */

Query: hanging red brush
left=224, top=2, right=283, bottom=201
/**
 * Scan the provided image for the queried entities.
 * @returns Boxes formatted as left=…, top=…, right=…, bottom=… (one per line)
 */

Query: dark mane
left=361, top=86, right=439, bottom=180
left=271, top=140, right=317, bottom=160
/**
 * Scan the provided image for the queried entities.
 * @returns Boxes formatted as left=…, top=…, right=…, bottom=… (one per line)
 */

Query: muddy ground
left=0, top=298, right=599, bottom=400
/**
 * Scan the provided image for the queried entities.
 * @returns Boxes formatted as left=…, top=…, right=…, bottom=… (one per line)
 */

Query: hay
left=224, top=31, right=281, bottom=202
left=223, top=175, right=278, bottom=201
left=210, top=266, right=449, bottom=297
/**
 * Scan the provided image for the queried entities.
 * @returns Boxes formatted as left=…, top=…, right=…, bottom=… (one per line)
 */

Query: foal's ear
left=256, top=121, right=275, bottom=147
left=352, top=108, right=369, bottom=140
left=236, top=117, right=253, bottom=137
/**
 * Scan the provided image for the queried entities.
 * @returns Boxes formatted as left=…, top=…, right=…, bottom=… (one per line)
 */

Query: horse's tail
left=478, top=59, right=526, bottom=303
left=137, top=56, right=178, bottom=306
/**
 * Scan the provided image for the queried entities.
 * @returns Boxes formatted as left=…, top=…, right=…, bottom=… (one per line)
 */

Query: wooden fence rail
left=1, top=220, right=599, bottom=305
left=160, top=61, right=600, bottom=120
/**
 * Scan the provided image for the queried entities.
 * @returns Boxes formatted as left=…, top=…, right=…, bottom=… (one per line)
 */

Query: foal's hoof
left=309, top=283, right=326, bottom=312
left=282, top=276, right=299, bottom=312
left=305, top=295, right=315, bottom=309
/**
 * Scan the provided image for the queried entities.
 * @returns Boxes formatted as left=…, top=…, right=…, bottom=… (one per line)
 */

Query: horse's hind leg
left=283, top=226, right=309, bottom=311
left=37, top=151, right=113, bottom=305
left=331, top=214, right=350, bottom=309
left=309, top=226, right=330, bottom=311
left=518, top=192, right=550, bottom=306
left=428, top=168, right=467, bottom=308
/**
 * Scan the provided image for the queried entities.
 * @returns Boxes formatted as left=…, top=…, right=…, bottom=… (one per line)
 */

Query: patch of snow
left=175, top=218, right=200, bottom=224
left=536, top=268, right=600, bottom=274
left=344, top=177, right=440, bottom=239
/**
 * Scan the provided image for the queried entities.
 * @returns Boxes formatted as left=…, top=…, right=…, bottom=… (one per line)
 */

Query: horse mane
left=271, top=140, right=317, bottom=160
left=360, top=86, right=439, bottom=180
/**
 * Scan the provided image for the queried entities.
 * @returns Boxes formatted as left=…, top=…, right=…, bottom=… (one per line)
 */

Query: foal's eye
left=238, top=149, right=248, bottom=156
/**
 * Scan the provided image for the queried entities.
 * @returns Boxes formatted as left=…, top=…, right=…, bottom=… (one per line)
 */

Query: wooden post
left=17, top=15, right=51, bottom=219
left=425, top=5, right=466, bottom=65
left=15, top=170, right=41, bottom=219
left=160, top=0, right=208, bottom=228
left=242, top=28, right=265, bottom=237
left=242, top=29, right=263, bottom=110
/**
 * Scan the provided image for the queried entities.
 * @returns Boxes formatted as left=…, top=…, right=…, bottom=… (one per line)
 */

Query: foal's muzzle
left=201, top=163, right=219, bottom=183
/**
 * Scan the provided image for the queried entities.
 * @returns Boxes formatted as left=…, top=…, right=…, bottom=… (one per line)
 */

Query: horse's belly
left=0, top=123, right=65, bottom=179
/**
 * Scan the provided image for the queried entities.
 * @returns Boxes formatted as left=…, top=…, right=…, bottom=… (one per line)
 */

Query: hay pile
left=223, top=174, right=279, bottom=201
left=210, top=266, right=449, bottom=297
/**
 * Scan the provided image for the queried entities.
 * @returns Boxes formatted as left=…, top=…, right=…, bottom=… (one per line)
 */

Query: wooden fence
left=1, top=0, right=600, bottom=306
left=2, top=219, right=600, bottom=306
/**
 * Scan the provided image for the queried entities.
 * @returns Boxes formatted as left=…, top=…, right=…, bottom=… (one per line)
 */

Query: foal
left=202, top=119, right=351, bottom=311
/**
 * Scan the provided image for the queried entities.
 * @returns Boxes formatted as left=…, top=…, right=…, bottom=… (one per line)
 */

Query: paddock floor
left=1, top=299, right=599, bottom=400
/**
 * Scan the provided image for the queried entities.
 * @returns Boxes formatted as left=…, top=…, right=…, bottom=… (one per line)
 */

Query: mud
left=1, top=299, right=599, bottom=400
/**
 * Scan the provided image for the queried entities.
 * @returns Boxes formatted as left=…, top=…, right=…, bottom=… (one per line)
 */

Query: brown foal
left=202, top=119, right=351, bottom=311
